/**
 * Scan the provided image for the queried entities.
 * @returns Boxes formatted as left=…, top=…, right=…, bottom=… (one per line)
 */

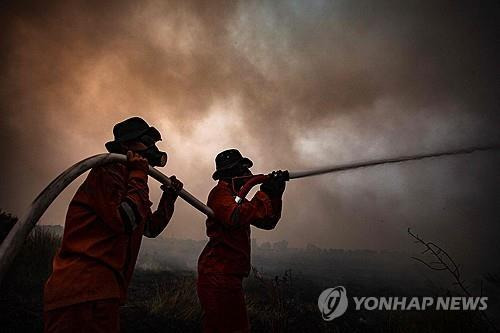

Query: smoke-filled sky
left=1, top=1, right=499, bottom=273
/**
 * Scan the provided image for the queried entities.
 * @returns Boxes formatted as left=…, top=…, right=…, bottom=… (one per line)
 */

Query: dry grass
left=0, top=213, right=61, bottom=333
left=0, top=211, right=496, bottom=332
left=145, top=277, right=200, bottom=319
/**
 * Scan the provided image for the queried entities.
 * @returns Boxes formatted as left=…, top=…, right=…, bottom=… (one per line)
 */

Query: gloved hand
left=260, top=170, right=286, bottom=197
left=160, top=175, right=184, bottom=195
left=127, top=150, right=149, bottom=173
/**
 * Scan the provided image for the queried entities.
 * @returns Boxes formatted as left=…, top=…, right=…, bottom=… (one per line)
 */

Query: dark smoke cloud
left=1, top=0, right=499, bottom=275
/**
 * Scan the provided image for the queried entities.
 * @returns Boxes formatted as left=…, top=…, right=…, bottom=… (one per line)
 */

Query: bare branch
left=408, top=228, right=498, bottom=332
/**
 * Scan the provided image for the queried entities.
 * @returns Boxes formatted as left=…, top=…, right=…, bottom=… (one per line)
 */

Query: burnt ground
left=0, top=223, right=498, bottom=332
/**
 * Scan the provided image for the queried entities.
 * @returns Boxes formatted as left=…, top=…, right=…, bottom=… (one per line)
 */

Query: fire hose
left=0, top=153, right=214, bottom=283
left=0, top=143, right=499, bottom=283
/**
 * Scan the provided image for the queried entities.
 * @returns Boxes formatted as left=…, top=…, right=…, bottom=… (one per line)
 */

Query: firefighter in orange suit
left=198, top=149, right=286, bottom=333
left=44, top=117, right=182, bottom=332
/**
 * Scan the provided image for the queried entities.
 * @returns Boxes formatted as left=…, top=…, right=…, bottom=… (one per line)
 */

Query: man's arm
left=143, top=176, right=182, bottom=238
left=90, top=152, right=152, bottom=234
left=209, top=185, right=276, bottom=229
left=250, top=194, right=282, bottom=230
left=250, top=175, right=286, bottom=230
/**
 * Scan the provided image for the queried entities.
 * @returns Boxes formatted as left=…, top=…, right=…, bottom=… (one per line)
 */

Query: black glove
left=260, top=170, right=287, bottom=197
left=160, top=176, right=183, bottom=196
left=126, top=150, right=149, bottom=173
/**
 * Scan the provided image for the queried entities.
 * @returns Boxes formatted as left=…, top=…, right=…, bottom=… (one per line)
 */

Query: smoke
left=1, top=0, right=499, bottom=274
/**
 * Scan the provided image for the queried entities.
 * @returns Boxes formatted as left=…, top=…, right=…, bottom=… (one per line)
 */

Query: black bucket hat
left=105, top=117, right=162, bottom=153
left=212, top=149, right=253, bottom=180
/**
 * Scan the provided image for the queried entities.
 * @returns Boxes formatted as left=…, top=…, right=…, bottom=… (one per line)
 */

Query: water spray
left=235, top=144, right=500, bottom=202
left=0, top=143, right=499, bottom=283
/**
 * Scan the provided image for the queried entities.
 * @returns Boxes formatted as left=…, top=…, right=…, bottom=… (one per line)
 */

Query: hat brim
left=144, top=126, right=162, bottom=141
left=105, top=126, right=162, bottom=153
left=105, top=140, right=123, bottom=153
left=212, top=157, right=253, bottom=180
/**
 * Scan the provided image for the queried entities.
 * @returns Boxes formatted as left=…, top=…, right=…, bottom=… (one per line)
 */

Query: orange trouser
left=197, top=273, right=250, bottom=333
left=44, top=299, right=120, bottom=333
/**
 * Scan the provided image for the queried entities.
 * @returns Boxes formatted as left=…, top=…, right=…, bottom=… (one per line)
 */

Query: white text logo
left=318, top=286, right=348, bottom=321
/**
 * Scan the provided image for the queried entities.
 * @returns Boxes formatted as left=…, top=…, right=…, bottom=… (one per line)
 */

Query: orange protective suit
left=44, top=162, right=176, bottom=332
left=197, top=180, right=283, bottom=332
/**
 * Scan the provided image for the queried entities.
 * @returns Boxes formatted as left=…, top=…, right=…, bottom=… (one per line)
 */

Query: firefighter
left=43, top=117, right=183, bottom=332
left=197, top=149, right=286, bottom=333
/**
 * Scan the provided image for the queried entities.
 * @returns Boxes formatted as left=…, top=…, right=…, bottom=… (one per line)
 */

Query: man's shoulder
left=207, top=181, right=233, bottom=200
left=210, top=181, right=232, bottom=193
left=88, top=162, right=128, bottom=182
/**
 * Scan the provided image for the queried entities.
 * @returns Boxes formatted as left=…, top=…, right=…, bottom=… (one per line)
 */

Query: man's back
left=44, top=163, right=151, bottom=311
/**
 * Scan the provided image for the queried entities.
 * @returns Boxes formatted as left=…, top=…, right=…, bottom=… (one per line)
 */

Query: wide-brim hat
left=212, top=149, right=253, bottom=180
left=105, top=117, right=162, bottom=153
